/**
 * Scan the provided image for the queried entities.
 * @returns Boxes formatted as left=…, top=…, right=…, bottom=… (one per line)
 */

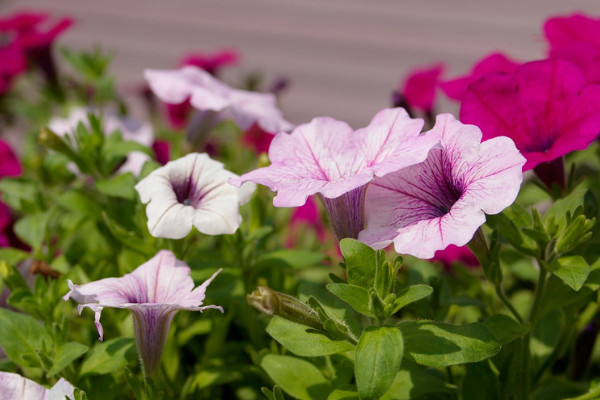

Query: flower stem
left=495, top=284, right=524, bottom=324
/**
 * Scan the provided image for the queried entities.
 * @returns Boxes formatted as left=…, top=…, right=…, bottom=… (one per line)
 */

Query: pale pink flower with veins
left=359, top=114, right=525, bottom=259
left=64, top=250, right=223, bottom=376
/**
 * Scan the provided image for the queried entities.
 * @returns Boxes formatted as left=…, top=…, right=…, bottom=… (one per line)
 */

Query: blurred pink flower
left=64, top=250, right=222, bottom=376
left=359, top=114, right=525, bottom=259
left=401, top=64, right=444, bottom=113
left=146, top=66, right=293, bottom=133
left=0, top=372, right=74, bottom=400
left=440, top=53, right=520, bottom=101
left=0, top=45, right=26, bottom=95
left=231, top=108, right=438, bottom=240
left=544, top=13, right=600, bottom=83
left=152, top=139, right=170, bottom=165
left=164, top=50, right=239, bottom=129
left=460, top=58, right=600, bottom=171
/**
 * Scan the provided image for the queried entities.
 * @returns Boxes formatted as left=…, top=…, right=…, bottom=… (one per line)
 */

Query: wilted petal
left=360, top=114, right=525, bottom=259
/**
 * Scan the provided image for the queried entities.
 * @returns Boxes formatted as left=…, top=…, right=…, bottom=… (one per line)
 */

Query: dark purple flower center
left=172, top=175, right=204, bottom=208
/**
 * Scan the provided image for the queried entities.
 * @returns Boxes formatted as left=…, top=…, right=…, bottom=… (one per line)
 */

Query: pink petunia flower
left=164, top=50, right=239, bottom=130
left=359, top=114, right=525, bottom=259
left=145, top=66, right=294, bottom=134
left=460, top=58, right=600, bottom=173
left=63, top=250, right=223, bottom=376
left=544, top=13, right=600, bottom=84
left=135, top=153, right=255, bottom=239
left=400, top=64, right=444, bottom=113
left=0, top=372, right=74, bottom=400
left=230, top=108, right=439, bottom=240
left=440, top=52, right=520, bottom=101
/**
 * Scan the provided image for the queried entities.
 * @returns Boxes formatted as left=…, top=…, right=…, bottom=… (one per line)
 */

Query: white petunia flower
left=135, top=152, right=255, bottom=239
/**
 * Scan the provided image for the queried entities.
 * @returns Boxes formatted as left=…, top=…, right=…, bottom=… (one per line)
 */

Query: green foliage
left=355, top=326, right=404, bottom=400
left=259, top=354, right=329, bottom=400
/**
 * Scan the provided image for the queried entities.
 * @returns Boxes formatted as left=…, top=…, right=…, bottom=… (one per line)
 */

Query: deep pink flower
left=242, top=122, right=274, bottom=154
left=460, top=58, right=600, bottom=171
left=286, top=196, right=327, bottom=247
left=0, top=139, right=22, bottom=248
left=231, top=108, right=439, bottom=239
left=432, top=244, right=479, bottom=271
left=0, top=45, right=26, bottom=95
left=440, top=53, right=520, bottom=101
left=544, top=13, right=600, bottom=83
left=0, top=11, right=73, bottom=88
left=152, top=139, right=170, bottom=165
left=401, top=64, right=444, bottom=113
left=64, top=250, right=223, bottom=376
left=180, top=49, right=239, bottom=76
left=359, top=114, right=525, bottom=259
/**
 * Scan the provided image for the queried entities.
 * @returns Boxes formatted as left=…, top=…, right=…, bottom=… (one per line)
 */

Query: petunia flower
left=0, top=11, right=73, bottom=89
left=241, top=122, right=275, bottom=154
left=460, top=58, right=600, bottom=174
left=432, top=244, right=479, bottom=271
left=0, top=372, right=74, bottom=400
left=63, top=250, right=223, bottom=376
left=359, top=113, right=525, bottom=259
left=230, top=108, right=439, bottom=240
left=145, top=65, right=294, bottom=134
left=440, top=52, right=520, bottom=101
left=135, top=153, right=255, bottom=239
left=48, top=107, right=154, bottom=176
left=400, top=63, right=444, bottom=114
left=544, top=13, right=600, bottom=84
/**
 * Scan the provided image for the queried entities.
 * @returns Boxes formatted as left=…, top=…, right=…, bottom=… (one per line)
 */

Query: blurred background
left=2, top=0, right=599, bottom=127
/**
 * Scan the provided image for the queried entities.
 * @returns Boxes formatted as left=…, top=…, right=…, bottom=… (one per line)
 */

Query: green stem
left=495, top=284, right=524, bottom=324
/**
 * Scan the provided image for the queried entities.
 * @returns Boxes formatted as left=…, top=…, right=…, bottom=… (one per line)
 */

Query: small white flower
left=135, top=153, right=255, bottom=239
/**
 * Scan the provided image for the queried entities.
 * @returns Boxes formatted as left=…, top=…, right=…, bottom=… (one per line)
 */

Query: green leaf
left=47, top=341, right=89, bottom=376
left=390, top=284, right=433, bottom=314
left=326, top=283, right=373, bottom=317
left=80, top=338, right=136, bottom=376
left=548, top=256, right=590, bottom=291
left=486, top=204, right=536, bottom=254
left=14, top=211, right=52, bottom=251
left=96, top=173, right=136, bottom=200
left=544, top=184, right=596, bottom=230
left=461, top=362, right=500, bottom=400
left=0, top=178, right=41, bottom=213
left=484, top=314, right=529, bottom=345
left=537, top=258, right=600, bottom=319
left=259, top=354, right=329, bottom=400
left=380, top=361, right=455, bottom=399
left=328, top=387, right=359, bottom=400
left=399, top=320, right=500, bottom=367
left=0, top=248, right=30, bottom=266
left=0, top=308, right=51, bottom=367
left=340, top=238, right=377, bottom=289
left=254, top=249, right=325, bottom=270
left=355, top=326, right=404, bottom=400
left=267, top=316, right=354, bottom=357
left=57, top=190, right=103, bottom=218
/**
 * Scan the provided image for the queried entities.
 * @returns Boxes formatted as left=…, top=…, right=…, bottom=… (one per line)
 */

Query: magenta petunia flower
left=440, top=52, right=520, bottom=101
left=460, top=58, right=600, bottom=172
left=401, top=64, right=444, bottom=113
left=230, top=108, right=439, bottom=239
left=359, top=114, right=525, bottom=259
left=432, top=244, right=479, bottom=271
left=0, top=372, right=74, bottom=400
left=135, top=153, right=255, bottom=239
left=145, top=66, right=293, bottom=133
left=544, top=13, right=600, bottom=84
left=64, top=250, right=223, bottom=376
left=241, top=122, right=275, bottom=154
